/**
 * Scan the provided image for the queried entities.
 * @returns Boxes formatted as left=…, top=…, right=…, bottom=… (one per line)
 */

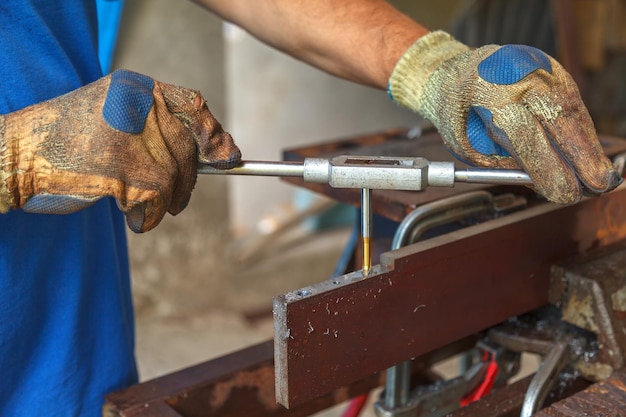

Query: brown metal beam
left=104, top=341, right=276, bottom=417
left=447, top=374, right=590, bottom=417
left=273, top=186, right=626, bottom=408
left=104, top=337, right=478, bottom=417
left=551, top=240, right=626, bottom=380
left=534, top=370, right=626, bottom=416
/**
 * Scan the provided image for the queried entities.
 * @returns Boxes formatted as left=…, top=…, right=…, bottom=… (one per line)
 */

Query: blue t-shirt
left=0, top=2, right=137, bottom=416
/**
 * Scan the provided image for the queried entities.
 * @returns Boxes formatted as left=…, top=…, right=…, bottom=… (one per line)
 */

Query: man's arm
left=0, top=70, right=241, bottom=232
left=192, top=0, right=428, bottom=89
left=195, top=0, right=621, bottom=204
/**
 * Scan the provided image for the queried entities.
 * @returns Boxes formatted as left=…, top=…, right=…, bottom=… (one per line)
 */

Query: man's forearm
left=193, top=0, right=428, bottom=89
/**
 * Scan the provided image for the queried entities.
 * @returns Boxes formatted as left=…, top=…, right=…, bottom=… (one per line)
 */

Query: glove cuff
left=388, top=31, right=469, bottom=118
left=0, top=116, right=16, bottom=213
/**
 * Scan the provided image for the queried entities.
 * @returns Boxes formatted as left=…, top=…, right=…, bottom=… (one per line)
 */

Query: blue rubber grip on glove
left=103, top=69, right=154, bottom=134
left=478, top=45, right=552, bottom=85
left=23, top=195, right=100, bottom=214
left=467, top=106, right=511, bottom=157
left=467, top=45, right=552, bottom=157
left=24, top=70, right=156, bottom=214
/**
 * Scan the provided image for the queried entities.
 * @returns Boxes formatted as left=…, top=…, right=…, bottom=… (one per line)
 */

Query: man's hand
left=388, top=31, right=622, bottom=204
left=0, top=69, right=241, bottom=232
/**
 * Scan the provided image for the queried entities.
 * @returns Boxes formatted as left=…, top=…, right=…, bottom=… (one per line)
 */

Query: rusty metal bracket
left=551, top=238, right=626, bottom=381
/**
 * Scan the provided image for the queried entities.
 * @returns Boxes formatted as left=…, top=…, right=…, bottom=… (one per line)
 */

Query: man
left=0, top=1, right=620, bottom=416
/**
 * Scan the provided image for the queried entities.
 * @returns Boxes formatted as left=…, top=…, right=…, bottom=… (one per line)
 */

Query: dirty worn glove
left=388, top=31, right=622, bottom=204
left=0, top=69, right=241, bottom=232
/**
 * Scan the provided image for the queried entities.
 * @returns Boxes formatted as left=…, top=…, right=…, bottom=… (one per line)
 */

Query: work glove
left=0, top=69, right=241, bottom=232
left=388, top=31, right=622, bottom=204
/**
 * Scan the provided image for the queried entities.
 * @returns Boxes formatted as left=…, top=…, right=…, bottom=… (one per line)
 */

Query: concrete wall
left=114, top=0, right=462, bottom=318
left=225, top=27, right=418, bottom=235
left=114, top=0, right=232, bottom=316
left=226, top=0, right=463, bottom=235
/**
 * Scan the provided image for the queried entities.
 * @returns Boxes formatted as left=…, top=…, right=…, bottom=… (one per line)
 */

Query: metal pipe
left=391, top=191, right=494, bottom=249
left=384, top=360, right=411, bottom=410
left=520, top=342, right=570, bottom=417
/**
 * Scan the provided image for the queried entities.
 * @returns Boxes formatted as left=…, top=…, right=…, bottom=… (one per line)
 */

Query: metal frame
left=106, top=129, right=626, bottom=417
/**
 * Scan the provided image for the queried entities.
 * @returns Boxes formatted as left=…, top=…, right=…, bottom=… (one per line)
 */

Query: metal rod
left=455, top=168, right=532, bottom=185
left=199, top=160, right=533, bottom=185
left=384, top=360, right=411, bottom=409
left=197, top=161, right=304, bottom=177
left=521, top=342, right=571, bottom=417
left=361, top=188, right=372, bottom=276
